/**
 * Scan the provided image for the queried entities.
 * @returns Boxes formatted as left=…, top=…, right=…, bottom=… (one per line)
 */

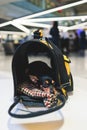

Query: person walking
left=79, top=30, right=86, bottom=56
left=49, top=21, right=61, bottom=49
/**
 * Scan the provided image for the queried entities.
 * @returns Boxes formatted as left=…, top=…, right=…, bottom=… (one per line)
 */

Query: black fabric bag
left=8, top=37, right=73, bottom=118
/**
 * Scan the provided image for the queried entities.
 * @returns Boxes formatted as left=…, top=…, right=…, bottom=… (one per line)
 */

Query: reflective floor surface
left=0, top=51, right=87, bottom=130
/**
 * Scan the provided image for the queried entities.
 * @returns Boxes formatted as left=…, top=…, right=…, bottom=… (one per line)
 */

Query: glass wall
left=28, top=0, right=61, bottom=9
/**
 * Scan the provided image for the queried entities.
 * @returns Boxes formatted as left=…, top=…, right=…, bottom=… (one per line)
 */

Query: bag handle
left=8, top=95, right=66, bottom=118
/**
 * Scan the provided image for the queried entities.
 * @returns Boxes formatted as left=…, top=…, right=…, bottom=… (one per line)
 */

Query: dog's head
left=40, top=76, right=55, bottom=94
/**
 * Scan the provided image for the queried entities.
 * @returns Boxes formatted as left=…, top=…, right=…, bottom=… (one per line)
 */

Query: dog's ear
left=29, top=75, right=38, bottom=81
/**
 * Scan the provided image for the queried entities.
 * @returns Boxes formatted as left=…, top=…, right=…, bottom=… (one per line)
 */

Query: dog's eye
left=45, top=80, right=49, bottom=84
left=52, top=80, right=55, bottom=84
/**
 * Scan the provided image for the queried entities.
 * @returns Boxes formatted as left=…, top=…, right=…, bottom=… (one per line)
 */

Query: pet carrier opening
left=8, top=38, right=73, bottom=118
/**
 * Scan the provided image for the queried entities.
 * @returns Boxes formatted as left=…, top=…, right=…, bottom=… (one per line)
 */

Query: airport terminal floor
left=0, top=50, right=87, bottom=130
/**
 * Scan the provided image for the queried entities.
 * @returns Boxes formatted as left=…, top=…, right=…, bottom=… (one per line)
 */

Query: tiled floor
left=0, top=51, right=87, bottom=130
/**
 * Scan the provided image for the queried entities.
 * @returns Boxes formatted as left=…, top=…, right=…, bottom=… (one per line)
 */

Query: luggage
left=8, top=30, right=73, bottom=118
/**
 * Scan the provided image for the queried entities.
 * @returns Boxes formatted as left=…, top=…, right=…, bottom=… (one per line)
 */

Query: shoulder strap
left=8, top=95, right=66, bottom=118
left=45, top=37, right=70, bottom=87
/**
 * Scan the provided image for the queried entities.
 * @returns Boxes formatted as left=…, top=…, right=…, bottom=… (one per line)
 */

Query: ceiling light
left=21, top=21, right=69, bottom=31
left=11, top=22, right=30, bottom=34
left=21, top=16, right=87, bottom=22
left=0, top=31, right=26, bottom=35
left=20, top=22, right=50, bottom=28
left=68, top=22, right=87, bottom=30
left=0, top=0, right=87, bottom=32
left=0, top=21, right=12, bottom=27
left=15, top=0, right=87, bottom=20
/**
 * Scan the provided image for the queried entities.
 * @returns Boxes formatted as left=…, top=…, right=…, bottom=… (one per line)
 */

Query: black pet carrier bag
left=8, top=37, right=73, bottom=118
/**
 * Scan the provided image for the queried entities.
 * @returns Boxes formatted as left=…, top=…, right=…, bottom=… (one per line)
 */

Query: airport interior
left=0, top=0, right=87, bottom=130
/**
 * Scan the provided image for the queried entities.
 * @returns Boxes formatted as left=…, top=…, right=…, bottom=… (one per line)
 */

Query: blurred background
left=0, top=0, right=87, bottom=55
left=0, top=1, right=87, bottom=130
